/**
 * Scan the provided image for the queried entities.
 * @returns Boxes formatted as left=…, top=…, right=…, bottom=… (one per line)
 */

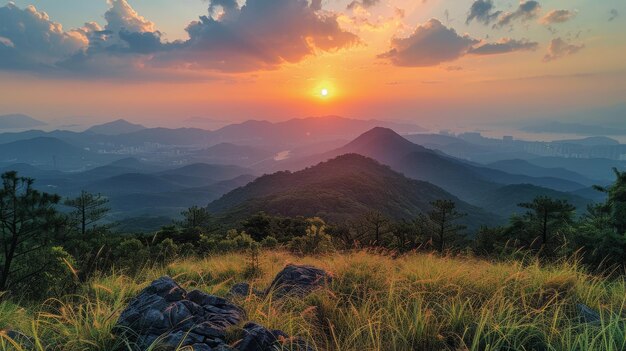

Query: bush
left=288, top=218, right=334, bottom=255
left=113, top=238, right=150, bottom=271
left=16, top=246, right=78, bottom=299
left=260, top=236, right=278, bottom=249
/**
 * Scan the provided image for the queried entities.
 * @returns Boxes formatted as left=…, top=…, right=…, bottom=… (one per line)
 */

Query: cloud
left=469, top=38, right=538, bottom=55
left=466, top=0, right=502, bottom=25
left=543, top=37, right=584, bottom=62
left=0, top=3, right=87, bottom=70
left=378, top=19, right=479, bottom=67
left=495, top=1, right=541, bottom=28
left=0, top=0, right=358, bottom=76
left=347, top=0, right=380, bottom=11
left=157, top=0, right=359, bottom=72
left=0, top=36, right=14, bottom=48
left=540, top=9, right=576, bottom=25
left=609, top=9, right=619, bottom=21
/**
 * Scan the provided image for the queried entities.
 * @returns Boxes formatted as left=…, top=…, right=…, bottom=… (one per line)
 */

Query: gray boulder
left=115, top=276, right=245, bottom=350
left=265, top=264, right=331, bottom=298
left=577, top=303, right=601, bottom=325
left=237, top=323, right=313, bottom=351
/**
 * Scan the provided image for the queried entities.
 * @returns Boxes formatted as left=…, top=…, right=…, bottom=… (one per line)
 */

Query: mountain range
left=207, top=154, right=495, bottom=228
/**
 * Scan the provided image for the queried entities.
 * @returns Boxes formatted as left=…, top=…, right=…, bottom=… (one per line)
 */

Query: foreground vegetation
left=0, top=167, right=625, bottom=350
left=0, top=250, right=625, bottom=350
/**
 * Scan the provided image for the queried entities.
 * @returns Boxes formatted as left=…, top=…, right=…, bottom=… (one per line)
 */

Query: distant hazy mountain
left=487, top=159, right=596, bottom=186
left=190, top=143, right=274, bottom=166
left=0, top=137, right=91, bottom=168
left=159, top=163, right=254, bottom=181
left=475, top=184, right=593, bottom=216
left=526, top=157, right=626, bottom=182
left=0, top=114, right=46, bottom=129
left=552, top=136, right=620, bottom=146
left=86, top=119, right=146, bottom=135
left=210, top=116, right=426, bottom=149
left=522, top=121, right=626, bottom=136
left=208, top=154, right=495, bottom=227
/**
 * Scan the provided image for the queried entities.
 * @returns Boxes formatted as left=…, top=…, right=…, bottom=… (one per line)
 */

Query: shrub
left=260, top=236, right=278, bottom=249
left=288, top=218, right=334, bottom=255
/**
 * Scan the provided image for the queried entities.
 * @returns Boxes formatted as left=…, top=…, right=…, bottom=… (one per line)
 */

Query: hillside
left=0, top=114, right=46, bottom=129
left=86, top=119, right=146, bottom=135
left=272, top=128, right=590, bottom=216
left=208, top=154, right=495, bottom=227
left=487, top=159, right=596, bottom=186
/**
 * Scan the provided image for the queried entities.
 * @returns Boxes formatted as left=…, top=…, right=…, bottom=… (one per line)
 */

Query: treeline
left=0, top=168, right=625, bottom=300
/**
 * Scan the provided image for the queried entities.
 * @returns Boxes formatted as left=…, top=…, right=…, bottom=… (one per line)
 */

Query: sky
left=0, top=0, right=624, bottom=131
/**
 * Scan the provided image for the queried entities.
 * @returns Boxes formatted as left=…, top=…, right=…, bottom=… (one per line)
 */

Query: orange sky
left=0, top=0, right=625, bottom=131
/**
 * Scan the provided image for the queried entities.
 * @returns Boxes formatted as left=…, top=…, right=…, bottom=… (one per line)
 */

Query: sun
left=320, top=88, right=329, bottom=97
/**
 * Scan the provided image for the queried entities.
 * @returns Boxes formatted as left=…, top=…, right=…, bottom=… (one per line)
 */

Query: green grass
left=1, top=250, right=625, bottom=350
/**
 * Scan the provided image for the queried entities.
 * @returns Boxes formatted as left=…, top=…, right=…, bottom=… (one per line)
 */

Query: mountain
left=190, top=143, right=274, bottom=166
left=271, top=128, right=593, bottom=216
left=86, top=119, right=146, bottom=135
left=475, top=184, right=593, bottom=216
left=0, top=137, right=92, bottom=169
left=159, top=163, right=254, bottom=182
left=522, top=121, right=626, bottom=136
left=526, top=157, right=626, bottom=182
left=112, top=127, right=214, bottom=146
left=0, top=114, right=46, bottom=129
left=210, top=116, right=426, bottom=150
left=553, top=136, right=620, bottom=146
left=487, top=159, right=596, bottom=186
left=208, top=154, right=495, bottom=227
left=85, top=173, right=184, bottom=196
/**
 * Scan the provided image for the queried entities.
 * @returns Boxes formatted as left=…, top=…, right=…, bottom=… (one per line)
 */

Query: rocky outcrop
left=115, top=264, right=330, bottom=350
left=265, top=264, right=331, bottom=297
left=115, top=276, right=244, bottom=350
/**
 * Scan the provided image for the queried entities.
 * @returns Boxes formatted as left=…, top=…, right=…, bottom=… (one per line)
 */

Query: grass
left=0, top=250, right=625, bottom=350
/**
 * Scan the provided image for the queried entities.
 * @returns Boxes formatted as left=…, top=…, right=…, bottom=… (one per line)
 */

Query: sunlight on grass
left=1, top=250, right=625, bottom=350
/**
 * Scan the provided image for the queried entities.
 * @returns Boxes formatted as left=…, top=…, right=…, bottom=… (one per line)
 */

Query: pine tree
left=0, top=172, right=60, bottom=291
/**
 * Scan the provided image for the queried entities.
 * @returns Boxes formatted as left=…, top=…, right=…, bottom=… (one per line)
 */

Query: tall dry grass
left=0, top=250, right=624, bottom=350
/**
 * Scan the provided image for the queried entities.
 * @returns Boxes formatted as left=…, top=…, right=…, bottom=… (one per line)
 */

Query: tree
left=0, top=172, right=61, bottom=291
left=514, top=196, right=576, bottom=252
left=359, top=211, right=392, bottom=246
left=426, top=200, right=466, bottom=253
left=242, top=212, right=273, bottom=241
left=593, top=168, right=626, bottom=234
left=64, top=191, right=109, bottom=236
left=178, top=206, right=216, bottom=231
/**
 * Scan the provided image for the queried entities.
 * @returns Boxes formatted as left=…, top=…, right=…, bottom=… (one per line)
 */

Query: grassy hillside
left=1, top=251, right=624, bottom=350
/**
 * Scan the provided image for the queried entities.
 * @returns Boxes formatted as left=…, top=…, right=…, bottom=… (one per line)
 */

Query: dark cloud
left=378, top=19, right=479, bottom=67
left=466, top=0, right=502, bottom=25
left=347, top=0, right=380, bottom=11
left=540, top=9, right=576, bottom=25
left=495, top=1, right=542, bottom=28
left=609, top=9, right=619, bottom=21
left=0, top=3, right=86, bottom=70
left=543, top=37, right=584, bottom=62
left=469, top=38, right=538, bottom=55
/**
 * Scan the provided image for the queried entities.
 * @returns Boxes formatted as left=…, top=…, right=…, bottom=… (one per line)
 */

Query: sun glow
left=321, top=88, right=329, bottom=97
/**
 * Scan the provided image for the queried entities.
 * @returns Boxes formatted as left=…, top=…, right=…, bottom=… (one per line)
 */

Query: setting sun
left=321, top=88, right=329, bottom=97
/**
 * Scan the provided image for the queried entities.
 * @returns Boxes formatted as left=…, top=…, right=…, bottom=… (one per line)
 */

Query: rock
left=115, top=276, right=245, bottom=350
left=237, top=323, right=313, bottom=351
left=577, top=303, right=601, bottom=325
left=266, top=264, right=331, bottom=298
left=229, top=282, right=251, bottom=297
left=5, top=330, right=34, bottom=349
